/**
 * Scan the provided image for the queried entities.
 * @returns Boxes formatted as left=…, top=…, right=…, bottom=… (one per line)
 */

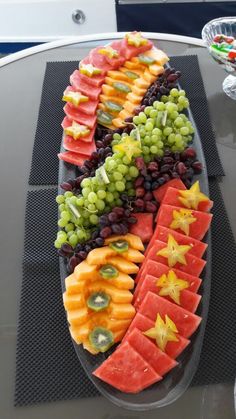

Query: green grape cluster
left=129, top=88, right=194, bottom=161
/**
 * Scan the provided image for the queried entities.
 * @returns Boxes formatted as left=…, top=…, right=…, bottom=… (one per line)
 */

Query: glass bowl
left=202, top=17, right=236, bottom=99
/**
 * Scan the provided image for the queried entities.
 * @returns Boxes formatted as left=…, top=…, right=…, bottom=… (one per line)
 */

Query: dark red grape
left=144, top=191, right=153, bottom=201
left=112, top=207, right=125, bottom=217
left=108, top=212, right=118, bottom=223
left=148, top=161, right=159, bottom=172
left=111, top=224, right=122, bottom=234
left=68, top=256, right=80, bottom=273
left=60, top=182, right=72, bottom=191
left=61, top=243, right=74, bottom=256
left=176, top=162, right=187, bottom=175
left=145, top=201, right=158, bottom=213
left=78, top=251, right=87, bottom=260
left=136, top=187, right=145, bottom=198
left=134, top=176, right=144, bottom=188
left=135, top=157, right=146, bottom=171
left=192, top=161, right=203, bottom=173
left=100, top=227, right=112, bottom=238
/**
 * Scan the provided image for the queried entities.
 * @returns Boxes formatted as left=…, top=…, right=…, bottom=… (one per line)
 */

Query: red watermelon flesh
left=134, top=274, right=201, bottom=313
left=63, top=133, right=96, bottom=156
left=63, top=86, right=98, bottom=116
left=64, top=104, right=97, bottom=129
left=153, top=179, right=186, bottom=203
left=127, top=328, right=177, bottom=376
left=61, top=116, right=94, bottom=143
left=58, top=151, right=86, bottom=166
left=134, top=260, right=202, bottom=296
left=140, top=240, right=206, bottom=277
left=145, top=225, right=207, bottom=259
left=162, top=187, right=213, bottom=212
left=129, top=213, right=153, bottom=243
left=76, top=71, right=105, bottom=88
left=120, top=38, right=153, bottom=59
left=89, top=47, right=114, bottom=72
left=139, top=292, right=201, bottom=338
left=93, top=340, right=161, bottom=393
left=80, top=56, right=106, bottom=76
left=70, top=70, right=101, bottom=100
left=156, top=204, right=212, bottom=241
left=123, top=313, right=190, bottom=359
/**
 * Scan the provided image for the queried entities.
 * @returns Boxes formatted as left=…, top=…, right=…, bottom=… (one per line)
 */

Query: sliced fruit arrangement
left=63, top=234, right=144, bottom=354
left=55, top=33, right=214, bottom=395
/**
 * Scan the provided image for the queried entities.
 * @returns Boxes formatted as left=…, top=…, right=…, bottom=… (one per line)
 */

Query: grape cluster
left=99, top=206, right=137, bottom=238
left=141, top=67, right=181, bottom=107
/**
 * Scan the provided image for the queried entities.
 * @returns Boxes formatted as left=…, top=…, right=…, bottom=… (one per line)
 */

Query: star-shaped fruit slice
left=178, top=181, right=209, bottom=210
left=62, top=90, right=88, bottom=106
left=157, top=234, right=191, bottom=268
left=170, top=208, right=197, bottom=236
left=126, top=31, right=148, bottom=47
left=79, top=63, right=102, bottom=77
left=64, top=121, right=90, bottom=140
left=113, top=135, right=142, bottom=162
left=156, top=270, right=189, bottom=305
left=98, top=46, right=119, bottom=59
left=143, top=313, right=179, bottom=352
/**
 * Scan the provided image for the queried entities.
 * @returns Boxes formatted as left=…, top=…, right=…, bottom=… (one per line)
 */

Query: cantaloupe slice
left=123, top=60, right=146, bottom=70
left=134, top=77, right=150, bottom=89
left=132, top=85, right=147, bottom=96
left=123, top=101, right=137, bottom=114
left=119, top=67, right=144, bottom=78
left=149, top=64, right=164, bottom=76
left=98, top=270, right=134, bottom=290
left=106, top=256, right=139, bottom=274
left=122, top=248, right=145, bottom=263
left=102, top=84, right=127, bottom=98
left=87, top=246, right=115, bottom=265
left=87, top=281, right=133, bottom=304
left=144, top=48, right=169, bottom=65
left=105, top=233, right=145, bottom=251
left=67, top=307, right=88, bottom=327
left=143, top=69, right=157, bottom=84
left=99, top=94, right=125, bottom=106
left=126, top=92, right=142, bottom=104
left=112, top=117, right=126, bottom=128
left=118, top=109, right=133, bottom=120
left=63, top=292, right=85, bottom=310
left=74, top=261, right=98, bottom=282
left=104, top=76, right=133, bottom=90
left=65, top=274, right=85, bottom=294
left=107, top=70, right=131, bottom=82
left=109, top=302, right=136, bottom=319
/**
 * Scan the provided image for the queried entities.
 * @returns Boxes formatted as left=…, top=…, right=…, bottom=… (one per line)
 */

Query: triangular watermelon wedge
left=129, top=213, right=153, bottom=243
left=89, top=47, right=114, bottom=72
left=134, top=274, right=201, bottom=313
left=63, top=104, right=97, bottom=129
left=139, top=292, right=202, bottom=338
left=63, top=86, right=98, bottom=115
left=120, top=37, right=153, bottom=59
left=93, top=340, right=161, bottom=393
left=127, top=328, right=177, bottom=376
left=162, top=186, right=213, bottom=212
left=70, top=70, right=102, bottom=100
left=123, top=313, right=190, bottom=359
left=58, top=151, right=86, bottom=166
left=61, top=116, right=94, bottom=143
left=153, top=178, right=186, bottom=203
left=63, top=133, right=96, bottom=156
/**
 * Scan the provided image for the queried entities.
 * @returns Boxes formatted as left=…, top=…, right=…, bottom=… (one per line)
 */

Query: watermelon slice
left=70, top=70, right=102, bottom=101
left=123, top=313, right=190, bottom=359
left=153, top=179, right=186, bottom=203
left=63, top=133, right=96, bottom=156
left=77, top=71, right=105, bottom=88
left=64, top=104, right=97, bottom=129
left=129, top=213, right=153, bottom=243
left=63, top=86, right=98, bottom=116
left=134, top=274, right=201, bottom=313
left=126, top=328, right=177, bottom=376
left=120, top=38, right=153, bottom=60
left=89, top=47, right=114, bottom=72
left=139, top=292, right=201, bottom=338
left=61, top=117, right=95, bottom=143
left=93, top=340, right=161, bottom=393
left=145, top=225, right=207, bottom=258
left=80, top=56, right=106, bottom=76
left=58, top=151, right=86, bottom=166
left=138, top=240, right=206, bottom=277
left=134, top=261, right=202, bottom=298
left=162, top=186, right=213, bottom=212
left=156, top=204, right=212, bottom=241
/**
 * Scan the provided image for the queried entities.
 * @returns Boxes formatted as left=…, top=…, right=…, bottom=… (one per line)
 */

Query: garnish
left=64, top=121, right=90, bottom=140
left=178, top=181, right=209, bottom=210
left=79, top=63, right=102, bottom=77
left=62, top=90, right=88, bottom=106
left=157, top=234, right=191, bottom=267
left=170, top=209, right=197, bottom=236
left=125, top=31, right=148, bottom=47
left=156, top=270, right=189, bottom=305
left=143, top=313, right=179, bottom=351
left=113, top=135, right=142, bottom=162
left=98, top=47, right=119, bottom=59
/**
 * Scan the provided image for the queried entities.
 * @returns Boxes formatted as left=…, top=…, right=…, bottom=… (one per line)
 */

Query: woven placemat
left=29, top=55, right=224, bottom=186
left=14, top=179, right=236, bottom=406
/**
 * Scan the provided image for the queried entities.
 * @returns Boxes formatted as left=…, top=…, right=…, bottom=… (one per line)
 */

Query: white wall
left=0, top=0, right=117, bottom=42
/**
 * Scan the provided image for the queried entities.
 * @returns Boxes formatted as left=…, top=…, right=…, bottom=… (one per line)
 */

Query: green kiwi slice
left=104, top=101, right=123, bottom=113
left=87, top=291, right=110, bottom=312
left=89, top=327, right=114, bottom=352
left=99, top=264, right=119, bottom=279
left=109, top=240, right=129, bottom=253
left=97, top=109, right=113, bottom=126
left=138, top=54, right=155, bottom=65
left=113, top=82, right=131, bottom=93
left=125, top=70, right=139, bottom=80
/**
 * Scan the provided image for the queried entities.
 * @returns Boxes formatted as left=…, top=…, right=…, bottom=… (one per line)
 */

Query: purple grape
left=108, top=212, right=118, bottom=223
left=100, top=227, right=112, bottom=238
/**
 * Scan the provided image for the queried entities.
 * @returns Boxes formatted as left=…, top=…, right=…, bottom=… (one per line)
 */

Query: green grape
left=96, top=199, right=105, bottom=211
left=168, top=133, right=176, bottom=144
left=178, top=95, right=186, bottom=105
left=150, top=109, right=158, bottom=118
left=142, top=146, right=150, bottom=155
left=106, top=159, right=117, bottom=172
left=106, top=192, right=114, bottom=203
left=127, top=188, right=135, bottom=197
left=76, top=197, right=84, bottom=207
left=83, top=219, right=90, bottom=228
left=89, top=214, right=99, bottom=225
left=113, top=152, right=123, bottom=160
left=170, top=88, right=179, bottom=97
left=139, top=112, right=147, bottom=123
left=115, top=181, right=125, bottom=192
left=97, top=190, right=106, bottom=199
left=163, top=127, right=173, bottom=136
left=59, top=203, right=65, bottom=212
left=69, top=196, right=77, bottom=205
left=150, top=145, right=158, bottom=154
left=170, top=110, right=179, bottom=120
left=54, top=240, right=62, bottom=249
left=67, top=231, right=74, bottom=238
left=129, top=166, right=139, bottom=177
left=116, top=198, right=123, bottom=206
left=179, top=89, right=186, bottom=96
left=88, top=191, right=97, bottom=204
left=126, top=181, right=133, bottom=189
left=57, top=231, right=67, bottom=243
left=177, top=104, right=184, bottom=112
left=139, top=128, right=146, bottom=138
left=111, top=139, right=119, bottom=146
left=65, top=223, right=74, bottom=233
left=180, top=126, right=189, bottom=136
left=174, top=117, right=184, bottom=128
left=56, top=195, right=65, bottom=204
left=82, top=187, right=90, bottom=198
left=113, top=171, right=123, bottom=181
left=64, top=191, right=73, bottom=198
left=61, top=211, right=71, bottom=222
left=113, top=191, right=119, bottom=199
left=152, top=127, right=162, bottom=137
left=117, top=164, right=128, bottom=175
left=125, top=174, right=132, bottom=181
left=113, top=132, right=121, bottom=141
left=76, top=228, right=85, bottom=239
left=161, top=95, right=168, bottom=103
left=69, top=234, right=78, bottom=247
left=133, top=115, right=140, bottom=125
left=166, top=102, right=178, bottom=113
left=154, top=101, right=165, bottom=111
left=82, top=210, right=90, bottom=219
left=88, top=203, right=96, bottom=212
left=151, top=135, right=158, bottom=144
left=143, top=135, right=151, bottom=145
left=58, top=218, right=67, bottom=228
left=81, top=178, right=91, bottom=188
left=108, top=183, right=116, bottom=192
left=122, top=156, right=130, bottom=165
left=74, top=217, right=83, bottom=226
left=144, top=106, right=152, bottom=116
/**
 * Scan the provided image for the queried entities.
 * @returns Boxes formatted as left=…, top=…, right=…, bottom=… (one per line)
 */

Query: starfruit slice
left=62, top=90, right=88, bottom=106
left=178, top=181, right=210, bottom=210
left=170, top=209, right=197, bottom=236
left=156, top=270, right=189, bottom=305
left=79, top=63, right=102, bottom=77
left=98, top=46, right=119, bottom=59
left=157, top=234, right=191, bottom=268
left=143, top=313, right=179, bottom=352
left=113, top=135, right=142, bottom=162
left=125, top=31, right=148, bottom=47
left=64, top=121, right=90, bottom=140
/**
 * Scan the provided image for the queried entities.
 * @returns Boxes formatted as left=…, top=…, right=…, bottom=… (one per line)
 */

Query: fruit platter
left=55, top=32, right=213, bottom=409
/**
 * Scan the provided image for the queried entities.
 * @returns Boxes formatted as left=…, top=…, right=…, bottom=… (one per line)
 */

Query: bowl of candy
left=202, top=17, right=236, bottom=99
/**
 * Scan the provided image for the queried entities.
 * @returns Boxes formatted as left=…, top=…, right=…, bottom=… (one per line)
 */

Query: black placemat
left=15, top=180, right=236, bottom=406
left=29, top=55, right=224, bottom=186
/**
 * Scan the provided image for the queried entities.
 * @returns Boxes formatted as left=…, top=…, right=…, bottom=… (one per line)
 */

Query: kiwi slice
left=125, top=70, right=139, bottom=80
left=87, top=291, right=110, bottom=312
left=89, top=327, right=114, bottom=352
left=97, top=109, right=113, bottom=126
left=99, top=264, right=119, bottom=279
left=109, top=240, right=129, bottom=253
left=113, top=82, right=131, bottom=93
left=138, top=54, right=155, bottom=65
left=104, top=101, right=123, bottom=113
left=95, top=166, right=110, bottom=184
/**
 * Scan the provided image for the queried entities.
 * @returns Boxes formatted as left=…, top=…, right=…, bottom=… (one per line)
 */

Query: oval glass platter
left=58, top=60, right=211, bottom=410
